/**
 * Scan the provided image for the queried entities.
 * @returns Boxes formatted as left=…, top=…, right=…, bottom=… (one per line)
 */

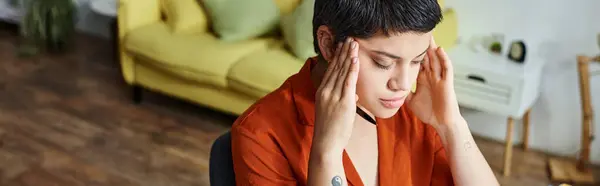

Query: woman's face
left=354, top=32, right=432, bottom=119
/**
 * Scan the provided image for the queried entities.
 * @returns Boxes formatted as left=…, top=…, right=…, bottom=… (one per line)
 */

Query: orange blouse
left=231, top=58, right=454, bottom=186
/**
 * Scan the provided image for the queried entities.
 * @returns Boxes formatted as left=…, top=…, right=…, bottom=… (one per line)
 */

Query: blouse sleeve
left=231, top=125, right=297, bottom=185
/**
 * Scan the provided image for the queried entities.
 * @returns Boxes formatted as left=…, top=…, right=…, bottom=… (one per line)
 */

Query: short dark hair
left=312, top=0, right=443, bottom=55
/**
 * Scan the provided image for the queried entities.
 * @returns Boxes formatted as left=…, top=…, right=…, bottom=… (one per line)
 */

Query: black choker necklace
left=356, top=106, right=376, bottom=125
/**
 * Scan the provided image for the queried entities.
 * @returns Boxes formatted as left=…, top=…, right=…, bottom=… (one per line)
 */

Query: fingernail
left=351, top=42, right=356, bottom=49
left=352, top=57, right=358, bottom=63
left=347, top=37, right=352, bottom=43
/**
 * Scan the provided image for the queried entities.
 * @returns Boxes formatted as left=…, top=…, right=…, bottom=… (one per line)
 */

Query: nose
left=387, top=65, right=412, bottom=92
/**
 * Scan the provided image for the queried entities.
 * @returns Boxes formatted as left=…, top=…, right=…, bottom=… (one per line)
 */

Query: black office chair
left=209, top=131, right=236, bottom=186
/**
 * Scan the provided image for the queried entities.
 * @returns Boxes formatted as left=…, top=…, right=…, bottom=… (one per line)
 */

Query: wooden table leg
left=522, top=109, right=531, bottom=151
left=504, top=117, right=514, bottom=176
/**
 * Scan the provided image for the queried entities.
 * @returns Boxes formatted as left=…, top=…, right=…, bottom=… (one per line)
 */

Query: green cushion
left=203, top=0, right=280, bottom=42
left=280, top=0, right=316, bottom=60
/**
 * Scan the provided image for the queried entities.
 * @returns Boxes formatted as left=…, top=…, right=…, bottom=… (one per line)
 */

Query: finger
left=426, top=49, right=437, bottom=78
left=437, top=47, right=453, bottom=80
left=337, top=37, right=352, bottom=67
left=343, top=55, right=360, bottom=100
left=417, top=65, right=428, bottom=85
left=336, top=37, right=352, bottom=74
left=431, top=49, right=442, bottom=80
left=436, top=47, right=446, bottom=80
left=422, top=51, right=431, bottom=75
left=323, top=40, right=350, bottom=92
left=428, top=46, right=441, bottom=80
left=330, top=38, right=352, bottom=97
left=416, top=64, right=428, bottom=89
left=329, top=37, right=352, bottom=100
left=336, top=40, right=358, bottom=96
left=319, top=42, right=343, bottom=91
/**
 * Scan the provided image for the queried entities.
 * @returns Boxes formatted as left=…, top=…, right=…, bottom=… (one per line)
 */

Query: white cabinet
left=449, top=46, right=544, bottom=119
left=448, top=45, right=545, bottom=177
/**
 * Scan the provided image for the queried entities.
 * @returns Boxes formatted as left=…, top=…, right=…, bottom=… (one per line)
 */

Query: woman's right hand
left=312, top=37, right=360, bottom=155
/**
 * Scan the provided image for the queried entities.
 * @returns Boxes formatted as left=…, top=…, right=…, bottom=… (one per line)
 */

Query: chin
left=375, top=108, right=401, bottom=118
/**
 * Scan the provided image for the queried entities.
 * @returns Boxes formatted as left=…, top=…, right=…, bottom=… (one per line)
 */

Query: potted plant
left=8, top=0, right=21, bottom=7
left=19, top=0, right=76, bottom=56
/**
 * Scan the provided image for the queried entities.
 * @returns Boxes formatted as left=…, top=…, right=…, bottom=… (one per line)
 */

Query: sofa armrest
left=118, top=0, right=161, bottom=84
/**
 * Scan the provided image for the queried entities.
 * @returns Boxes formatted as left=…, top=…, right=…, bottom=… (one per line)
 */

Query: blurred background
left=0, top=0, right=599, bottom=185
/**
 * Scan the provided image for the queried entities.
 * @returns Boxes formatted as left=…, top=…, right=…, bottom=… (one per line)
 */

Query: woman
left=230, top=0, right=499, bottom=185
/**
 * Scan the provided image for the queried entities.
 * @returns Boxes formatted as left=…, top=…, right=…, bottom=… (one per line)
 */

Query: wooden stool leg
left=504, top=117, right=514, bottom=176
left=577, top=57, right=593, bottom=171
left=522, top=109, right=531, bottom=151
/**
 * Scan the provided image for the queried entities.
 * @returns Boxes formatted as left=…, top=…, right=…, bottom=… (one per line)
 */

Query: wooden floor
left=0, top=24, right=598, bottom=186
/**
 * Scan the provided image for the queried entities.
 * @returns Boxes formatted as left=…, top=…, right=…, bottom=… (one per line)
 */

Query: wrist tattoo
left=464, top=141, right=472, bottom=151
left=331, top=175, right=342, bottom=186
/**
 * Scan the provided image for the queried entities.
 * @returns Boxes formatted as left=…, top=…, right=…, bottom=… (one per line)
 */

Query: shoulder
left=231, top=77, right=301, bottom=137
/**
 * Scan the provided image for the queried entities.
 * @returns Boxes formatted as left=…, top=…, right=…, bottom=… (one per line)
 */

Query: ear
left=316, top=25, right=335, bottom=62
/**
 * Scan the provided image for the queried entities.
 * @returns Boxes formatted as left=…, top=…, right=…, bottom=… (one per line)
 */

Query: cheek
left=356, top=61, right=388, bottom=97
left=410, top=65, right=422, bottom=80
left=411, top=64, right=422, bottom=81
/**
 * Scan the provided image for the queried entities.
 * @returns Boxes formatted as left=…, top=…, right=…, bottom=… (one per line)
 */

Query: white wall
left=447, top=0, right=600, bottom=164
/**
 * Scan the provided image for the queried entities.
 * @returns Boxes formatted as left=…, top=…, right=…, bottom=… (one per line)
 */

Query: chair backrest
left=209, top=131, right=236, bottom=186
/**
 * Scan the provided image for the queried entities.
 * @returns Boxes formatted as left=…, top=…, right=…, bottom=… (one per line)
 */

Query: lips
left=379, top=96, right=406, bottom=108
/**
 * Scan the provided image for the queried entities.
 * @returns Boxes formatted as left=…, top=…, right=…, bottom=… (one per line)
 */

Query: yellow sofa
left=117, top=0, right=458, bottom=115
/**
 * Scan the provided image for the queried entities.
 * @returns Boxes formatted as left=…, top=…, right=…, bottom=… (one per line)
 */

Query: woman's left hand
left=406, top=37, right=462, bottom=130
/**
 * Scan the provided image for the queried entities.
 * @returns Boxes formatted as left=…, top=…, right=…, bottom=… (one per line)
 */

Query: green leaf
left=8, top=0, right=18, bottom=7
left=19, top=0, right=76, bottom=53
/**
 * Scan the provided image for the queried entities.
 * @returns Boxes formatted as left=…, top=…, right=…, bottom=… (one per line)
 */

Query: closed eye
left=411, top=59, right=425, bottom=64
left=373, top=59, right=393, bottom=70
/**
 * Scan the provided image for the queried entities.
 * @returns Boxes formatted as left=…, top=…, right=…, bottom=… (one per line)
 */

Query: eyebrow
left=371, top=47, right=429, bottom=60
